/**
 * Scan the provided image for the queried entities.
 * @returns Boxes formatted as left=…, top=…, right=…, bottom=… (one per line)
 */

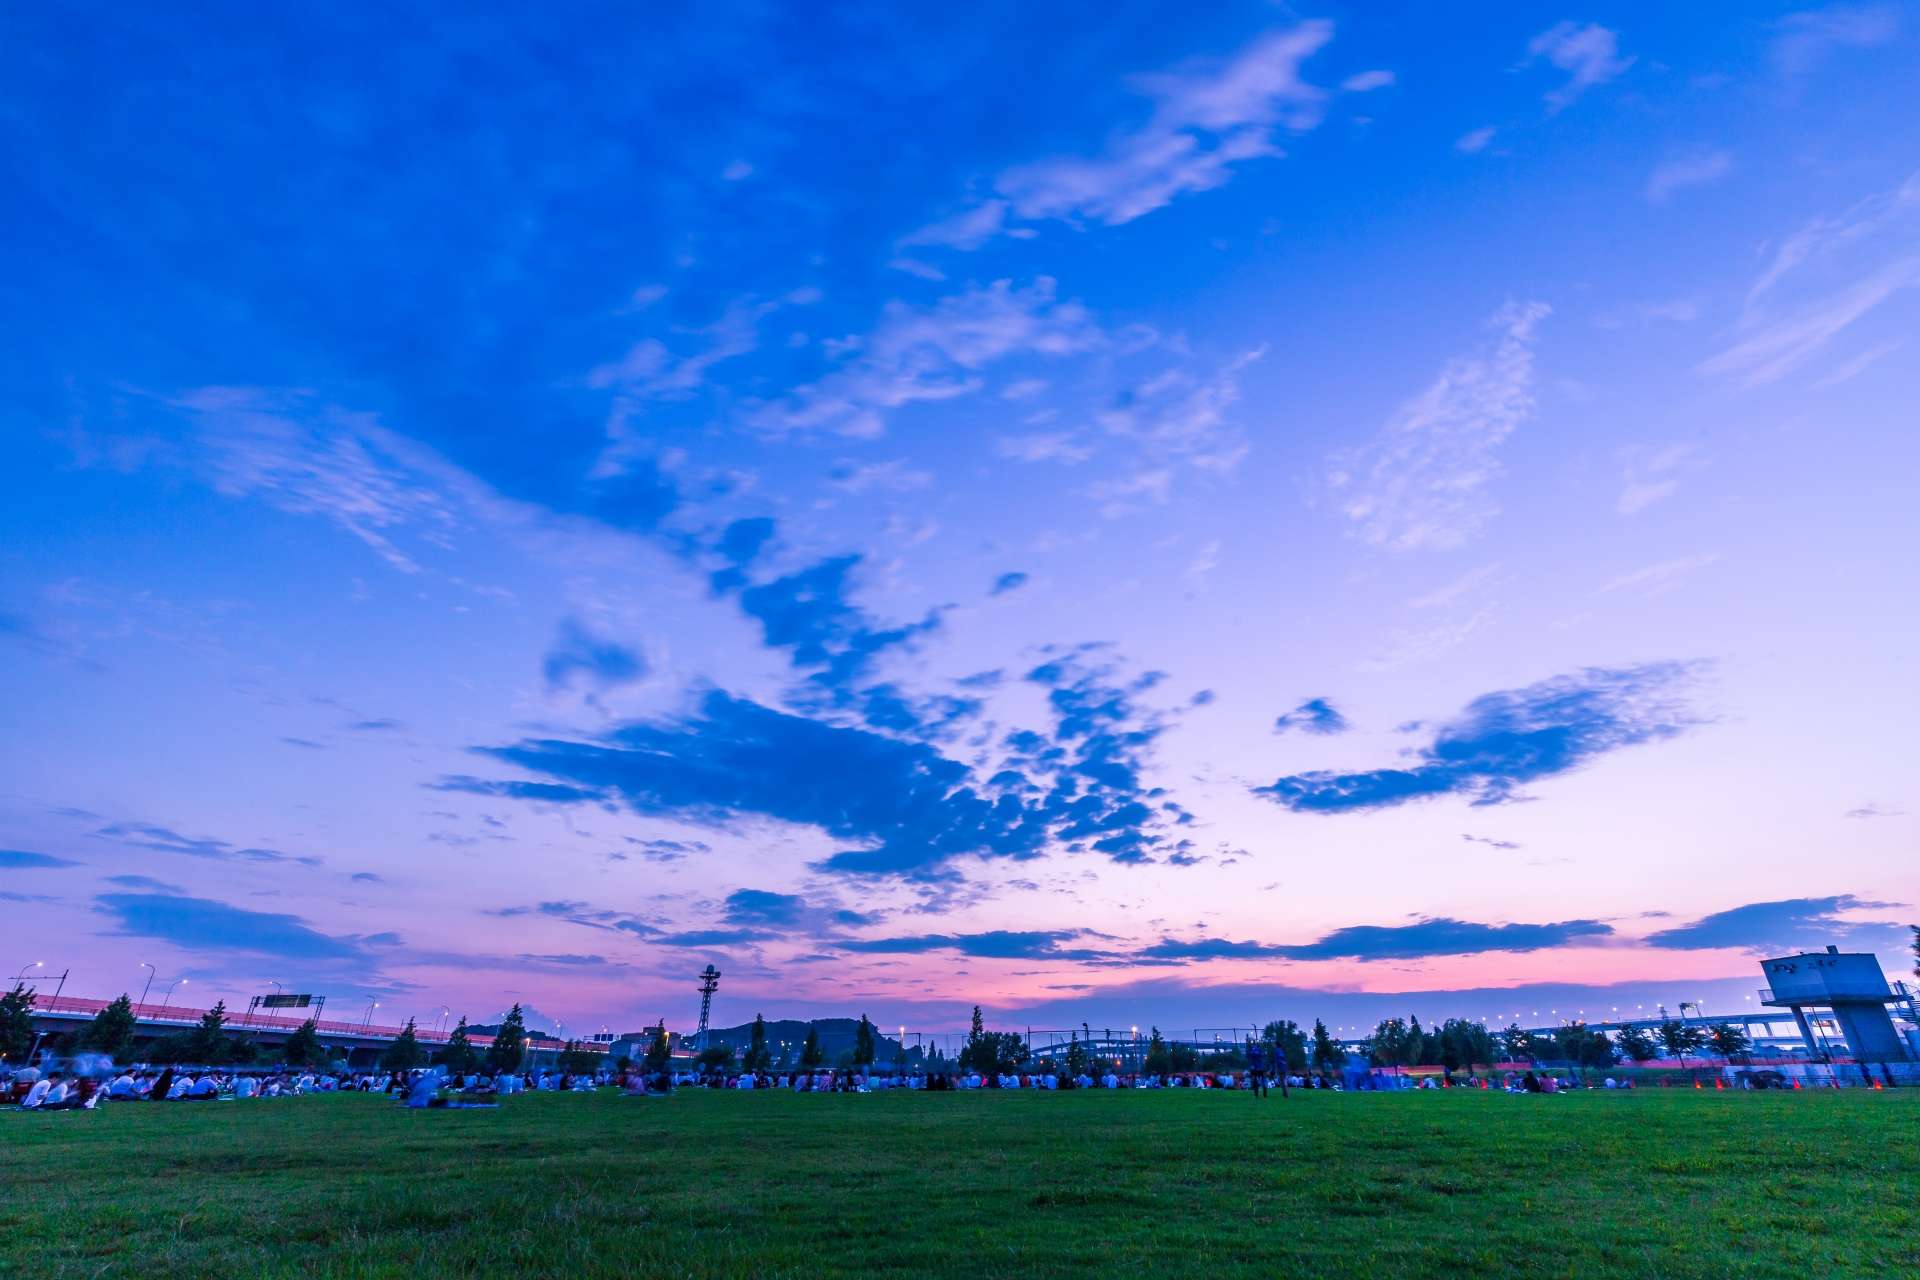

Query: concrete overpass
left=23, top=994, right=599, bottom=1069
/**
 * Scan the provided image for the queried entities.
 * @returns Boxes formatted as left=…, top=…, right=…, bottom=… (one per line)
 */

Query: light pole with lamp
left=138, top=962, right=156, bottom=1010
left=10, top=961, right=43, bottom=984
left=159, top=977, right=188, bottom=1017
left=361, top=1000, right=379, bottom=1030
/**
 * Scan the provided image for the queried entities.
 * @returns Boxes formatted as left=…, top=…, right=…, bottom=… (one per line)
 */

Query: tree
left=0, top=983, right=37, bottom=1063
left=1262, top=1020, right=1310, bottom=1072
left=485, top=1004, right=528, bottom=1073
left=1555, top=1022, right=1617, bottom=1072
left=1657, top=1018, right=1706, bottom=1062
left=745, top=1014, right=771, bottom=1071
left=984, top=1031, right=1028, bottom=1074
left=960, top=1005, right=988, bottom=1073
left=559, top=1040, right=601, bottom=1075
left=1500, top=1023, right=1536, bottom=1064
left=1309, top=1019, right=1343, bottom=1074
left=799, top=1024, right=824, bottom=1068
left=282, top=1018, right=326, bottom=1067
left=1405, top=1016, right=1430, bottom=1067
left=435, top=1017, right=477, bottom=1074
left=642, top=1024, right=671, bottom=1074
left=1436, top=1019, right=1496, bottom=1076
left=1369, top=1018, right=1410, bottom=1070
left=1708, top=1023, right=1751, bottom=1062
left=79, top=994, right=138, bottom=1063
left=1616, top=1025, right=1658, bottom=1063
left=1143, top=1026, right=1171, bottom=1075
left=381, top=1018, right=426, bottom=1071
left=696, top=1044, right=735, bottom=1073
left=853, top=1015, right=876, bottom=1068
left=1064, top=1031, right=1088, bottom=1078
left=189, top=1000, right=232, bottom=1064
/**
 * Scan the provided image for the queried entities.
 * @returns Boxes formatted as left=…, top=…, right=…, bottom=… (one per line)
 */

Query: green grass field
left=3, top=1088, right=1915, bottom=1278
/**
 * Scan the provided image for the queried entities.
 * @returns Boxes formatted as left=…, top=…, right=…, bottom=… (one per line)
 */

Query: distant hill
left=702, top=1017, right=914, bottom=1064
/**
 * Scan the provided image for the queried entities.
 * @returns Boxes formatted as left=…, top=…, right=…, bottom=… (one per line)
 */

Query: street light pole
left=10, top=961, right=43, bottom=984
left=139, top=962, right=156, bottom=1010
left=160, top=978, right=188, bottom=1016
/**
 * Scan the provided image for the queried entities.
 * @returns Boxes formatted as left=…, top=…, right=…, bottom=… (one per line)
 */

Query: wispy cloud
left=1257, top=661, right=1704, bottom=813
left=1341, top=69, right=1395, bottom=93
left=750, top=279, right=1100, bottom=438
left=1272, top=697, right=1350, bottom=736
left=95, top=892, right=379, bottom=965
left=1595, top=552, right=1720, bottom=596
left=1616, top=442, right=1697, bottom=515
left=1143, top=916, right=1612, bottom=962
left=542, top=618, right=648, bottom=696
left=1646, top=894, right=1907, bottom=954
left=1454, top=126, right=1496, bottom=155
left=92, top=821, right=320, bottom=867
left=1526, top=22, right=1634, bottom=112
left=1330, top=301, right=1550, bottom=552
left=1645, top=151, right=1733, bottom=205
left=0, top=849, right=80, bottom=869
left=1702, top=171, right=1920, bottom=386
left=906, top=24, right=1333, bottom=249
left=168, top=389, right=462, bottom=574
left=1771, top=5, right=1900, bottom=76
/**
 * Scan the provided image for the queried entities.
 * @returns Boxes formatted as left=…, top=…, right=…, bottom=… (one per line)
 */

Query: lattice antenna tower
left=696, top=965, right=722, bottom=1049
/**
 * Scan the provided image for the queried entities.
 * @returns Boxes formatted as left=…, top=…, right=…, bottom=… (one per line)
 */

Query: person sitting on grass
left=18, top=1072, right=58, bottom=1109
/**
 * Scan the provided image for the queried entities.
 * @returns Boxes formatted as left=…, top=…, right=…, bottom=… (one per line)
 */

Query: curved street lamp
left=159, top=977, right=188, bottom=1015
left=11, top=961, right=44, bottom=983
left=139, top=962, right=157, bottom=1009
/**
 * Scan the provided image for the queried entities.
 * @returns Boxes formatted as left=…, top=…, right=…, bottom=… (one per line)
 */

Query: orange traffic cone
left=1693, top=1079, right=1702, bottom=1089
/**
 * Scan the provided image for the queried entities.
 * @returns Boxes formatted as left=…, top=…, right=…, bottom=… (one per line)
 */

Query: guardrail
left=26, top=994, right=596, bottom=1053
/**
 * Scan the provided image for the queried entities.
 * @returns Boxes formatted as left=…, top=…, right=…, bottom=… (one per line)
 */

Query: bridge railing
left=27, top=994, right=594, bottom=1053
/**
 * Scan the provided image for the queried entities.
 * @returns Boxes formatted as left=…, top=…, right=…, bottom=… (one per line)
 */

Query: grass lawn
left=3, top=1088, right=1916, bottom=1278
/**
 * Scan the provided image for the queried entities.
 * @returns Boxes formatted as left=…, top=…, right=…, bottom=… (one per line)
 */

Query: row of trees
left=1355, top=1016, right=1757, bottom=1070
left=701, top=1014, right=883, bottom=1073
left=0, top=987, right=554, bottom=1073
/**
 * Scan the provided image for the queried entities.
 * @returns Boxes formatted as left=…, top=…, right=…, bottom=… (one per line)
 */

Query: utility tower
left=695, top=965, right=722, bottom=1050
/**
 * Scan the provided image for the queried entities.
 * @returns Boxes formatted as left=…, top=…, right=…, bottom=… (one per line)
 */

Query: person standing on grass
left=1247, top=1040, right=1269, bottom=1098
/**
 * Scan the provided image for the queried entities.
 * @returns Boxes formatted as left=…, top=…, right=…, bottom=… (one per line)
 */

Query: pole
left=139, top=963, right=156, bottom=1010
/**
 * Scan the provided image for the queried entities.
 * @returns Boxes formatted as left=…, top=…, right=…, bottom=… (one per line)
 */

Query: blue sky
left=2, top=3, right=1915, bottom=1037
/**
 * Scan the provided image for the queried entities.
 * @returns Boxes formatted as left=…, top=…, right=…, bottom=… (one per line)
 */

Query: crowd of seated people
left=658, top=1067, right=1351, bottom=1092
left=7, top=1057, right=1647, bottom=1109
left=0, top=1063, right=634, bottom=1109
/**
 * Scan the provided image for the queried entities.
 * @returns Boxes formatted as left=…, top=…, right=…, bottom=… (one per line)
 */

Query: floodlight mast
left=696, top=965, right=722, bottom=1051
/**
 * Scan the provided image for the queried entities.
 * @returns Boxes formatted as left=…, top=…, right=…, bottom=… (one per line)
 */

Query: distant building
left=1760, top=946, right=1912, bottom=1062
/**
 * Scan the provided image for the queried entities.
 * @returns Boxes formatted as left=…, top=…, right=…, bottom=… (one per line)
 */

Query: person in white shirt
left=233, top=1075, right=258, bottom=1099
left=19, top=1075, right=54, bottom=1109
left=167, top=1075, right=193, bottom=1099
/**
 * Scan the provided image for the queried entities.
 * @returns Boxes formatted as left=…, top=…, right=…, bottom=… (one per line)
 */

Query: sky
left=2, top=2, right=1916, bottom=1042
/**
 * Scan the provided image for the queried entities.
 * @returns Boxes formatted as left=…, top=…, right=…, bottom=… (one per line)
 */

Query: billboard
left=260, top=993, right=314, bottom=1008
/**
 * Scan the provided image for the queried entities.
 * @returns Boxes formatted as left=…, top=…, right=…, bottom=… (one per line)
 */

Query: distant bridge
left=23, top=995, right=600, bottom=1069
